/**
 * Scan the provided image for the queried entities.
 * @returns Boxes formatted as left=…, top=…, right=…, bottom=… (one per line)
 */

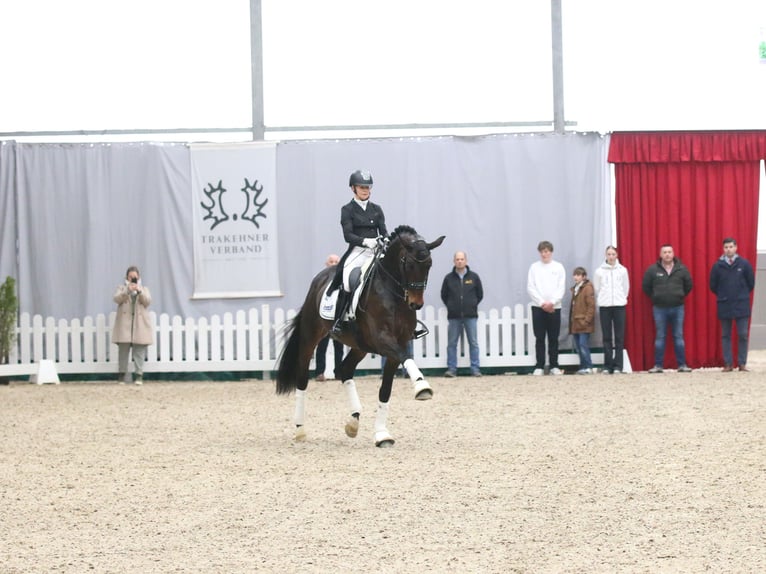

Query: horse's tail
left=275, top=309, right=303, bottom=395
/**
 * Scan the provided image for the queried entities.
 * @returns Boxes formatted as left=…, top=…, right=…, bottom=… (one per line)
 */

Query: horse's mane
left=388, top=225, right=418, bottom=241
left=387, top=225, right=431, bottom=262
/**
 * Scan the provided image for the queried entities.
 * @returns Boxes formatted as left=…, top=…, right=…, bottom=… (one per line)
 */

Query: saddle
left=320, top=262, right=369, bottom=322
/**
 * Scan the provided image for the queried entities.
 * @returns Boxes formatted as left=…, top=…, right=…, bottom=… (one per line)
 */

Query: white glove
left=362, top=238, right=377, bottom=249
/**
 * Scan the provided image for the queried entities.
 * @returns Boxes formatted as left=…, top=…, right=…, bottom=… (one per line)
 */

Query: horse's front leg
left=402, top=358, right=432, bottom=400
left=337, top=348, right=367, bottom=439
left=373, top=358, right=399, bottom=447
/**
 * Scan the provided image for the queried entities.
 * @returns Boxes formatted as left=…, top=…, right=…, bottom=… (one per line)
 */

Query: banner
left=190, top=142, right=280, bottom=298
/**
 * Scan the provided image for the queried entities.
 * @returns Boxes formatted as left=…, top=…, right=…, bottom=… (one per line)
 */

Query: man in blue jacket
left=709, top=237, right=755, bottom=372
left=642, top=244, right=693, bottom=373
left=441, top=251, right=484, bottom=377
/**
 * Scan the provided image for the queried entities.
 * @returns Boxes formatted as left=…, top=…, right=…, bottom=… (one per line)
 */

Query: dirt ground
left=2, top=353, right=766, bottom=573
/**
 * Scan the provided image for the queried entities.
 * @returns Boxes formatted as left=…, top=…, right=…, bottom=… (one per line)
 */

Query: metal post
left=250, top=0, right=265, bottom=140
left=551, top=0, right=565, bottom=133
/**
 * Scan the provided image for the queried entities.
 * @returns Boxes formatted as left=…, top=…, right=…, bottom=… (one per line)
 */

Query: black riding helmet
left=349, top=170, right=373, bottom=187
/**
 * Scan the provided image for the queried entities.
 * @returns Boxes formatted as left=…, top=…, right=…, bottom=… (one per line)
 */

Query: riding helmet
left=349, top=170, right=373, bottom=187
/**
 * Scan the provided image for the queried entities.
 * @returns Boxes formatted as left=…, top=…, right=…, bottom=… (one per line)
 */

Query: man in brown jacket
left=112, top=266, right=153, bottom=384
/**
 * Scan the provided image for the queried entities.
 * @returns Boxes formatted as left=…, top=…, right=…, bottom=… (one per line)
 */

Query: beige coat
left=112, top=284, right=153, bottom=345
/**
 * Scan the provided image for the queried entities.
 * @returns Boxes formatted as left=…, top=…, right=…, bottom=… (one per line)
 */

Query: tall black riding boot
left=331, top=290, right=348, bottom=334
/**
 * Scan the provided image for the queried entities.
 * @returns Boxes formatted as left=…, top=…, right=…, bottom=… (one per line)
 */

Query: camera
left=130, top=277, right=138, bottom=284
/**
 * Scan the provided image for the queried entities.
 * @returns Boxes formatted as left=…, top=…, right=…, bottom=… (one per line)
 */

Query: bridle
left=373, top=237, right=431, bottom=299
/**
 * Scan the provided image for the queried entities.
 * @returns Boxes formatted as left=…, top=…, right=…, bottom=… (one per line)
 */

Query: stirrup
left=413, top=319, right=429, bottom=340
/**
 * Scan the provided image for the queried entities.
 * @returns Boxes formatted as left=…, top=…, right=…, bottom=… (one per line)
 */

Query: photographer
left=112, top=266, right=153, bottom=384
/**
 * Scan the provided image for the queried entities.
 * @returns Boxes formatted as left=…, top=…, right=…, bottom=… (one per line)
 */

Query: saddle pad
left=320, top=282, right=339, bottom=320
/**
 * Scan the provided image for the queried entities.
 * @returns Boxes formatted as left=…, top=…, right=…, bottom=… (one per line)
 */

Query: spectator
left=641, top=244, right=693, bottom=373
left=112, top=266, right=153, bottom=384
left=527, top=241, right=566, bottom=376
left=569, top=267, right=595, bottom=374
left=593, top=245, right=630, bottom=374
left=316, top=254, right=345, bottom=381
left=440, top=251, right=484, bottom=377
left=709, top=237, right=755, bottom=372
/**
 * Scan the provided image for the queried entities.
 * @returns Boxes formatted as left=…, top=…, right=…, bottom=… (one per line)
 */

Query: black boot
left=331, top=290, right=349, bottom=334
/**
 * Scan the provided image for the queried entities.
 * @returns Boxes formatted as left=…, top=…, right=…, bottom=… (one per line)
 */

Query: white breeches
left=342, top=246, right=374, bottom=291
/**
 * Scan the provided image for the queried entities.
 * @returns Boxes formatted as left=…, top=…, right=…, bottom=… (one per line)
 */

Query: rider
left=330, top=169, right=388, bottom=333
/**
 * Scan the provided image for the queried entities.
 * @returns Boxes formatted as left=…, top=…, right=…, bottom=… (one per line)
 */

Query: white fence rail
left=0, top=305, right=618, bottom=378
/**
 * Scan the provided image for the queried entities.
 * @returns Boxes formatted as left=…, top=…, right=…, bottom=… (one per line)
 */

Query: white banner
left=190, top=142, right=280, bottom=298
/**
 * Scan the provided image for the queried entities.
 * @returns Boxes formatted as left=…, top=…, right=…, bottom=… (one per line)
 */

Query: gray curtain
left=4, top=133, right=611, bottom=342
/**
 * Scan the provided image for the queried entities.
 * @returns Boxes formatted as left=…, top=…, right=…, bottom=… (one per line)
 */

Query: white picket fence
left=0, top=304, right=624, bottom=379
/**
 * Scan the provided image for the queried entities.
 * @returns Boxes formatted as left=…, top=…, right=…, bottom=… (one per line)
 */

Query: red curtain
left=609, top=131, right=766, bottom=370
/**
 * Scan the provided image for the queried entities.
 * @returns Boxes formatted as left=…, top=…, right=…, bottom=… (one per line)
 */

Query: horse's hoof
left=294, top=426, right=307, bottom=442
left=345, top=417, right=359, bottom=438
left=374, top=431, right=395, bottom=447
left=413, top=379, right=433, bottom=401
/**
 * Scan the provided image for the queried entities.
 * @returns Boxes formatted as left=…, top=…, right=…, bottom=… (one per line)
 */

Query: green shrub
left=0, top=276, right=19, bottom=364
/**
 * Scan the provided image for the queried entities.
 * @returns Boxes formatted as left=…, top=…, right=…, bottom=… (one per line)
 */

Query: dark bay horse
left=276, top=225, right=445, bottom=447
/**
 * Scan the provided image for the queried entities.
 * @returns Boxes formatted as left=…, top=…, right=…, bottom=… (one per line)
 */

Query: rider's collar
left=353, top=197, right=369, bottom=210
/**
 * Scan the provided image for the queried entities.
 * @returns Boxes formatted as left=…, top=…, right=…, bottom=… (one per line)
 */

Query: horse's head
left=383, top=225, right=446, bottom=310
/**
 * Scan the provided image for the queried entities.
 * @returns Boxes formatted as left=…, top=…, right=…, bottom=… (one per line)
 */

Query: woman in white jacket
left=593, top=246, right=630, bottom=374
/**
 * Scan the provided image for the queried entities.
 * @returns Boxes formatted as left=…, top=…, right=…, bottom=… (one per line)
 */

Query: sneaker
left=601, top=369, right=612, bottom=375
left=738, top=365, right=749, bottom=372
left=612, top=369, right=623, bottom=374
left=648, top=366, right=663, bottom=373
left=576, top=368, right=591, bottom=375
left=722, top=365, right=733, bottom=372
left=471, top=370, right=482, bottom=377
left=532, top=368, right=544, bottom=376
left=316, top=374, right=326, bottom=382
left=549, top=367, right=563, bottom=376
left=134, top=376, right=143, bottom=385
left=444, top=370, right=457, bottom=378
left=677, top=365, right=692, bottom=373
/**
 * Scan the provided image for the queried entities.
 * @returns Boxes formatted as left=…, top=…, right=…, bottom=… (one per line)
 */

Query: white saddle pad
left=319, top=281, right=365, bottom=321
left=319, top=283, right=338, bottom=320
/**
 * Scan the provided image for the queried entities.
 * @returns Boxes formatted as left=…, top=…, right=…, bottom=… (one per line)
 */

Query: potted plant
left=0, top=276, right=18, bottom=384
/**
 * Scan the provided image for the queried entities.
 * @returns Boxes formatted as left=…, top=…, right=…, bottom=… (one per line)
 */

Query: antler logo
left=200, top=181, right=229, bottom=230
left=200, top=178, right=269, bottom=230
left=240, top=178, right=268, bottom=228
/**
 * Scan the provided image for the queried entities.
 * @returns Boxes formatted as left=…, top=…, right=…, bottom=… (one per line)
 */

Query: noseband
left=399, top=252, right=430, bottom=291
left=373, top=238, right=431, bottom=299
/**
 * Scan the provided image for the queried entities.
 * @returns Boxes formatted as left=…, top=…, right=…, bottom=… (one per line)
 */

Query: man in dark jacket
left=441, top=251, right=484, bottom=377
left=709, top=237, right=755, bottom=372
left=642, top=244, right=693, bottom=373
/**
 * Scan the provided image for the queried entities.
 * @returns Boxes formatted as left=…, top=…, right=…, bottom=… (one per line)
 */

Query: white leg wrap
left=373, top=401, right=394, bottom=445
left=403, top=358, right=432, bottom=399
left=343, top=379, right=362, bottom=415
left=293, top=389, right=306, bottom=427
left=402, top=358, right=424, bottom=382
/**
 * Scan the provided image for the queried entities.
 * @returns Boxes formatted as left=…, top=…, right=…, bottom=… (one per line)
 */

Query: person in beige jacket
left=112, top=266, right=153, bottom=384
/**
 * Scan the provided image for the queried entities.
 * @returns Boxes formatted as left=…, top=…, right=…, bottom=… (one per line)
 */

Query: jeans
left=652, top=305, right=686, bottom=367
left=720, top=316, right=750, bottom=366
left=599, top=306, right=626, bottom=372
left=446, top=317, right=480, bottom=373
left=572, top=333, right=592, bottom=369
left=532, top=306, right=561, bottom=369
left=315, top=335, right=344, bottom=376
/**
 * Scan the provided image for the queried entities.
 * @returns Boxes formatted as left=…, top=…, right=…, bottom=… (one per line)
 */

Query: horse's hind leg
left=293, top=389, right=308, bottom=441
left=338, top=348, right=366, bottom=438
left=293, top=320, right=324, bottom=442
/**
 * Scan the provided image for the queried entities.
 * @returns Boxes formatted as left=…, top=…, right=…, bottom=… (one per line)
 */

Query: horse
left=276, top=225, right=445, bottom=447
